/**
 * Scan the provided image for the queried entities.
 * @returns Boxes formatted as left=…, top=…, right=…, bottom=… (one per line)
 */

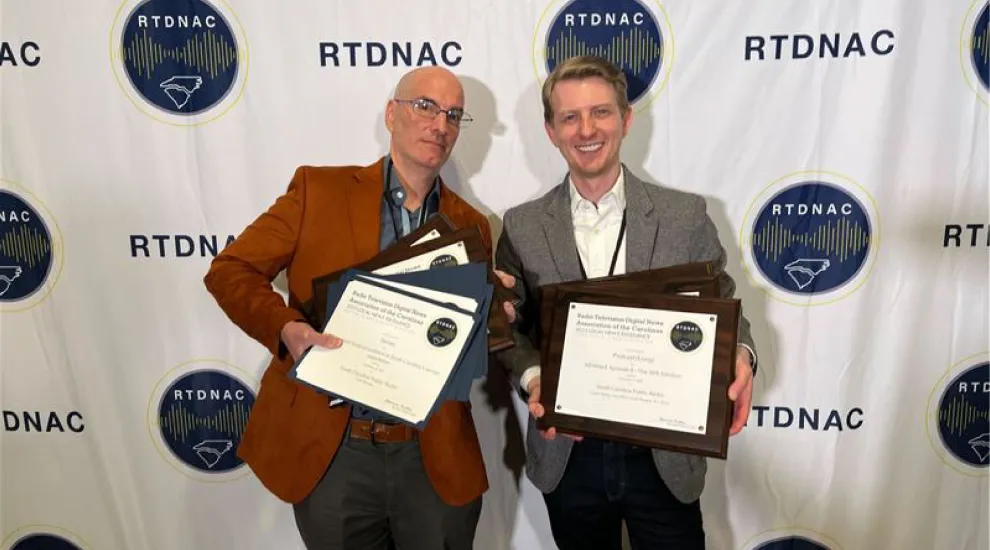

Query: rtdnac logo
left=928, top=353, right=989, bottom=476
left=2, top=528, right=87, bottom=550
left=533, top=0, right=674, bottom=108
left=111, top=0, right=249, bottom=125
left=963, top=1, right=989, bottom=104
left=744, top=529, right=841, bottom=550
left=0, top=181, right=63, bottom=313
left=149, top=360, right=255, bottom=480
left=740, top=172, right=879, bottom=306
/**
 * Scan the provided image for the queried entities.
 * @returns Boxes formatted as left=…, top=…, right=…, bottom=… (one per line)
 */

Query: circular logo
left=928, top=353, right=989, bottom=475
left=742, top=529, right=840, bottom=550
left=0, top=182, right=63, bottom=313
left=740, top=173, right=879, bottom=306
left=427, top=318, right=458, bottom=347
left=670, top=321, right=702, bottom=352
left=8, top=534, right=81, bottom=550
left=752, top=537, right=831, bottom=550
left=429, top=254, right=458, bottom=269
left=149, top=361, right=255, bottom=479
left=111, top=0, right=249, bottom=125
left=963, top=1, right=990, bottom=104
left=533, top=0, right=675, bottom=109
left=2, top=528, right=88, bottom=550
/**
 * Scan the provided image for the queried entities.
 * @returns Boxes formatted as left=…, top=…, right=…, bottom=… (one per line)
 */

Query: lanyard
left=577, top=209, right=627, bottom=280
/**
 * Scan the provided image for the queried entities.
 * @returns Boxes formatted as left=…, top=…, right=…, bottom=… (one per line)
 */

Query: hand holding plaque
left=536, top=264, right=741, bottom=459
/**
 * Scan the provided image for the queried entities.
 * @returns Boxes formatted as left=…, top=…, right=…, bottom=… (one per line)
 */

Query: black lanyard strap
left=577, top=209, right=627, bottom=280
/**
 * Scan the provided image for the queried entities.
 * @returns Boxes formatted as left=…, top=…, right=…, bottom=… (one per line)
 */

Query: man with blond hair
left=495, top=55, right=758, bottom=549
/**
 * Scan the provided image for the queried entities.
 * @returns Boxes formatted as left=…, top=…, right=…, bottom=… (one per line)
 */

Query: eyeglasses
left=394, top=97, right=473, bottom=128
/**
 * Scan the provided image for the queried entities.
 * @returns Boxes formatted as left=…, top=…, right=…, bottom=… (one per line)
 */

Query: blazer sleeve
left=204, top=167, right=310, bottom=362
left=689, top=198, right=758, bottom=370
left=493, top=210, right=542, bottom=393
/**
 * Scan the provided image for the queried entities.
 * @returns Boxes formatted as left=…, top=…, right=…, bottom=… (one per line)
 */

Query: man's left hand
left=728, top=347, right=755, bottom=436
left=494, top=269, right=517, bottom=323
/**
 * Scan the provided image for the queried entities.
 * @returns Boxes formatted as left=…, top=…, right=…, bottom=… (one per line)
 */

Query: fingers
left=493, top=269, right=516, bottom=289
left=528, top=399, right=545, bottom=419
left=727, top=378, right=743, bottom=402
left=318, top=332, right=343, bottom=349
left=538, top=428, right=583, bottom=442
left=503, top=301, right=517, bottom=323
left=527, top=384, right=544, bottom=418
left=729, top=357, right=753, bottom=401
left=729, top=378, right=753, bottom=436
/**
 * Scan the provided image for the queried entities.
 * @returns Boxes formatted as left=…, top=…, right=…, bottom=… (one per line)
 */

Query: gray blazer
left=494, top=165, right=756, bottom=504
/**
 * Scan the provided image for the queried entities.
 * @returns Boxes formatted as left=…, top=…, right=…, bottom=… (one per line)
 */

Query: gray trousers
left=292, top=437, right=482, bottom=549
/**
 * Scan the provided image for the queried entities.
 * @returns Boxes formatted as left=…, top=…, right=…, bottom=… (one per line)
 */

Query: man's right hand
left=526, top=375, right=582, bottom=442
left=281, top=321, right=342, bottom=361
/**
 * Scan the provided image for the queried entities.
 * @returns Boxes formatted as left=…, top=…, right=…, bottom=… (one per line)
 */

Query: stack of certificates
left=289, top=218, right=506, bottom=430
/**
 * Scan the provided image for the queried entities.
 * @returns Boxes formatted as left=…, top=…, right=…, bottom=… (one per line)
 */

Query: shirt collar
left=568, top=168, right=626, bottom=215
left=385, top=154, right=441, bottom=214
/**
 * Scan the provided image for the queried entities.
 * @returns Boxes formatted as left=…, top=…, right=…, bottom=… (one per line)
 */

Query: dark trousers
left=543, top=438, right=705, bottom=550
left=292, top=437, right=482, bottom=550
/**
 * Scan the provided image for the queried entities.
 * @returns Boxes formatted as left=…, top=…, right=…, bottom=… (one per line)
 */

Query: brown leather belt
left=348, top=418, right=418, bottom=443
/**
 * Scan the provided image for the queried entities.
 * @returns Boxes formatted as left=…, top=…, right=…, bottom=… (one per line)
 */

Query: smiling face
left=385, top=67, right=464, bottom=174
left=544, top=76, right=632, bottom=184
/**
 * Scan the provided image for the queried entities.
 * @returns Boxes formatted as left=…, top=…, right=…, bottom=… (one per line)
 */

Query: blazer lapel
left=347, top=158, right=385, bottom=263
left=622, top=166, right=659, bottom=273
left=438, top=180, right=465, bottom=227
left=542, top=179, right=583, bottom=282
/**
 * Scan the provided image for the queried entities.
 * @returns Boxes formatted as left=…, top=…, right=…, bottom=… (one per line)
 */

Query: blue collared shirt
left=351, top=156, right=441, bottom=421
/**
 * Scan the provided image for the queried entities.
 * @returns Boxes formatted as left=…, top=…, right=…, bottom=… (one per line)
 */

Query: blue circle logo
left=10, top=534, right=82, bottom=550
left=112, top=0, right=247, bottom=124
left=754, top=537, right=831, bottom=550
left=937, top=362, right=989, bottom=468
left=535, top=0, right=673, bottom=108
left=157, top=369, right=254, bottom=474
left=0, top=191, right=52, bottom=304
left=972, top=3, right=989, bottom=91
left=743, top=176, right=878, bottom=305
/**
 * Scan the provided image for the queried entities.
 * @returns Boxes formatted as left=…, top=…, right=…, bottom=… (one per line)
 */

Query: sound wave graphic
left=122, top=28, right=236, bottom=80
left=547, top=27, right=661, bottom=75
left=973, top=6, right=990, bottom=65
left=940, top=396, right=989, bottom=436
left=160, top=402, right=249, bottom=442
left=752, top=218, right=869, bottom=263
left=0, top=226, right=50, bottom=267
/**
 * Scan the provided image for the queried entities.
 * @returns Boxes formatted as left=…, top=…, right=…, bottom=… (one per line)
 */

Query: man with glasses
left=204, top=66, right=492, bottom=549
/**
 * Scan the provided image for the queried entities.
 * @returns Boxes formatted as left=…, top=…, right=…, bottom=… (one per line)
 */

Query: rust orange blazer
left=203, top=157, right=492, bottom=506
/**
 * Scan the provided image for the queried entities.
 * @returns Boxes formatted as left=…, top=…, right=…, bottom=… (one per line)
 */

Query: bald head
left=394, top=66, right=464, bottom=105
left=385, top=66, right=467, bottom=180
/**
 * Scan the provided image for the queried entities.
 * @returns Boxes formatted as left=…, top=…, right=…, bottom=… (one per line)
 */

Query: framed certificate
left=537, top=284, right=741, bottom=459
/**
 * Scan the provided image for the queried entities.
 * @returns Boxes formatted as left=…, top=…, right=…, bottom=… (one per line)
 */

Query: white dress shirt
left=518, top=172, right=755, bottom=393
left=519, top=172, right=628, bottom=392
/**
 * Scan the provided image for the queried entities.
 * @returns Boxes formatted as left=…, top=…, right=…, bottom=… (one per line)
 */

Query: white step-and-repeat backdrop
left=2, top=0, right=988, bottom=548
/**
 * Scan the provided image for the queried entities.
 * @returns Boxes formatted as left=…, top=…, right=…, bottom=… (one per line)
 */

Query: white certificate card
left=292, top=279, right=475, bottom=424
left=373, top=241, right=469, bottom=275
left=554, top=302, right=717, bottom=435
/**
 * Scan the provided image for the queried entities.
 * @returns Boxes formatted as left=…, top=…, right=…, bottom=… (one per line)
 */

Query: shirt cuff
left=520, top=365, right=541, bottom=394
